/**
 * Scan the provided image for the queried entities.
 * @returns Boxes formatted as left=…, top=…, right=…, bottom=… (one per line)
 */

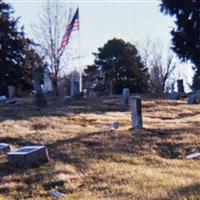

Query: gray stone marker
left=7, top=145, right=49, bottom=167
left=110, top=122, right=119, bottom=129
left=51, top=191, right=65, bottom=199
left=8, top=85, right=15, bottom=99
left=0, top=96, right=7, bottom=103
left=177, top=79, right=184, bottom=93
left=131, top=96, right=143, bottom=129
left=0, top=143, right=10, bottom=153
left=122, top=88, right=130, bottom=106
left=43, top=68, right=52, bottom=93
left=32, top=66, right=47, bottom=107
left=186, top=152, right=200, bottom=159
left=168, top=91, right=180, bottom=100
left=187, top=90, right=200, bottom=104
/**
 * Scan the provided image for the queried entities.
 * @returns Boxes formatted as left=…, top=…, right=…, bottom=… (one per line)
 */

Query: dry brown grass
left=0, top=96, right=200, bottom=199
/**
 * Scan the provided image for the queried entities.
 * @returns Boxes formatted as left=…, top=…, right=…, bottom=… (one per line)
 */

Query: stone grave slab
left=186, top=152, right=200, bottom=159
left=7, top=145, right=49, bottom=167
left=0, top=143, right=10, bottom=153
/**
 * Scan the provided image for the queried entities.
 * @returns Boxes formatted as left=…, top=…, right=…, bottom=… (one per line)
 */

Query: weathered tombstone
left=8, top=85, right=15, bottom=99
left=70, top=79, right=79, bottom=97
left=7, top=145, right=49, bottom=168
left=187, top=93, right=200, bottom=104
left=110, top=122, right=119, bottom=129
left=122, top=88, right=130, bottom=106
left=0, top=96, right=7, bottom=103
left=177, top=79, right=184, bottom=93
left=83, top=89, right=87, bottom=98
left=0, top=143, right=10, bottom=153
left=32, top=67, right=47, bottom=107
left=70, top=73, right=80, bottom=97
left=43, top=68, right=52, bottom=93
left=51, top=191, right=65, bottom=199
left=131, top=96, right=143, bottom=129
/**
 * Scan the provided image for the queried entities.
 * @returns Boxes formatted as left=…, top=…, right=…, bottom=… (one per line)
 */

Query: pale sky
left=5, top=0, right=194, bottom=89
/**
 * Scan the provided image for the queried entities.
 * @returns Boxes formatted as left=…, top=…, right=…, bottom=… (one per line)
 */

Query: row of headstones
left=0, top=144, right=49, bottom=168
left=126, top=92, right=200, bottom=160
left=168, top=79, right=200, bottom=104
left=124, top=82, right=200, bottom=130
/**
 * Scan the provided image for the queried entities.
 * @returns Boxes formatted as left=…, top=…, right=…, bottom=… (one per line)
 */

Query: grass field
left=0, top=96, right=200, bottom=200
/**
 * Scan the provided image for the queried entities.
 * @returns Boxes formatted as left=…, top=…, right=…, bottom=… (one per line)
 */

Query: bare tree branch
left=32, top=1, right=73, bottom=95
left=139, top=39, right=177, bottom=94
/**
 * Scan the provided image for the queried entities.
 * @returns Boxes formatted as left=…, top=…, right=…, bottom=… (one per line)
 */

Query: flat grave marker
left=7, top=145, right=49, bottom=167
left=186, top=152, right=200, bottom=159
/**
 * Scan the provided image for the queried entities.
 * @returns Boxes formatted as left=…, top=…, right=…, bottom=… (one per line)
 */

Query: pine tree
left=85, top=38, right=148, bottom=94
left=0, top=0, right=37, bottom=96
left=160, top=0, right=200, bottom=90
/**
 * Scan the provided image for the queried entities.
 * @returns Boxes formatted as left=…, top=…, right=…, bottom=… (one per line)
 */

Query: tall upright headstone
left=8, top=85, right=15, bottom=99
left=177, top=79, right=184, bottom=93
left=32, top=67, right=47, bottom=107
left=131, top=96, right=143, bottom=129
left=70, top=74, right=80, bottom=97
left=122, top=88, right=130, bottom=106
left=43, top=68, right=52, bottom=93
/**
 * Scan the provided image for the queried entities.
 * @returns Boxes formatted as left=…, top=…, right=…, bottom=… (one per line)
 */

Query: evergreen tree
left=85, top=38, right=148, bottom=94
left=160, top=0, right=200, bottom=90
left=0, top=0, right=39, bottom=96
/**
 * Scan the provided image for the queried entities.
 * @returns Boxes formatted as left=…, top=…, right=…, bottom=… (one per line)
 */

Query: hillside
left=0, top=96, right=200, bottom=200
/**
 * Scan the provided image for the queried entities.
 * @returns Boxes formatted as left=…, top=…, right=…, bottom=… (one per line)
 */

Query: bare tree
left=139, top=39, right=177, bottom=94
left=32, top=1, right=73, bottom=95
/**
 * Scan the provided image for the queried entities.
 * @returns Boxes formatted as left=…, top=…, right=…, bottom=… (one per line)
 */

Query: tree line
left=0, top=0, right=198, bottom=97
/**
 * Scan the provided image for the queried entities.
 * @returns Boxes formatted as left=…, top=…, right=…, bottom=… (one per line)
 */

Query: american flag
left=58, top=8, right=79, bottom=53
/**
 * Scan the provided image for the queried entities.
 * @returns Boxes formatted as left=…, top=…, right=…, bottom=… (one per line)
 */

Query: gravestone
left=0, top=143, right=10, bottom=153
left=110, top=122, right=119, bottom=129
left=43, top=68, right=52, bottom=93
left=131, top=96, right=143, bottom=129
left=177, top=79, right=184, bottom=93
left=186, top=152, right=200, bottom=159
left=187, top=93, right=200, bottom=104
left=0, top=96, right=6, bottom=103
left=32, top=67, right=47, bottom=107
left=7, top=146, right=49, bottom=167
left=8, top=85, right=15, bottom=99
left=168, top=91, right=180, bottom=100
left=122, top=88, right=130, bottom=106
left=51, top=191, right=65, bottom=199
left=70, top=78, right=79, bottom=97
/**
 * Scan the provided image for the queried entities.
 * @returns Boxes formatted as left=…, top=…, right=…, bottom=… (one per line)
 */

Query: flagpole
left=78, top=7, right=82, bottom=93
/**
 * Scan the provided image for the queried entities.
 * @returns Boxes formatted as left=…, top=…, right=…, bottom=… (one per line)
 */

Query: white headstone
left=0, top=96, right=6, bottom=101
left=186, top=152, right=200, bottom=159
left=43, top=68, right=52, bottom=93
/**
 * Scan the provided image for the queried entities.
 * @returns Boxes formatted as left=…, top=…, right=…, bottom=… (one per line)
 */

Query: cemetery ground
left=0, top=96, right=200, bottom=200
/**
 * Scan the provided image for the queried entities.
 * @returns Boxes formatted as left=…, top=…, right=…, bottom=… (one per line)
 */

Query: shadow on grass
left=0, top=127, right=200, bottom=198
left=0, top=97, right=126, bottom=123
left=159, top=183, right=200, bottom=200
